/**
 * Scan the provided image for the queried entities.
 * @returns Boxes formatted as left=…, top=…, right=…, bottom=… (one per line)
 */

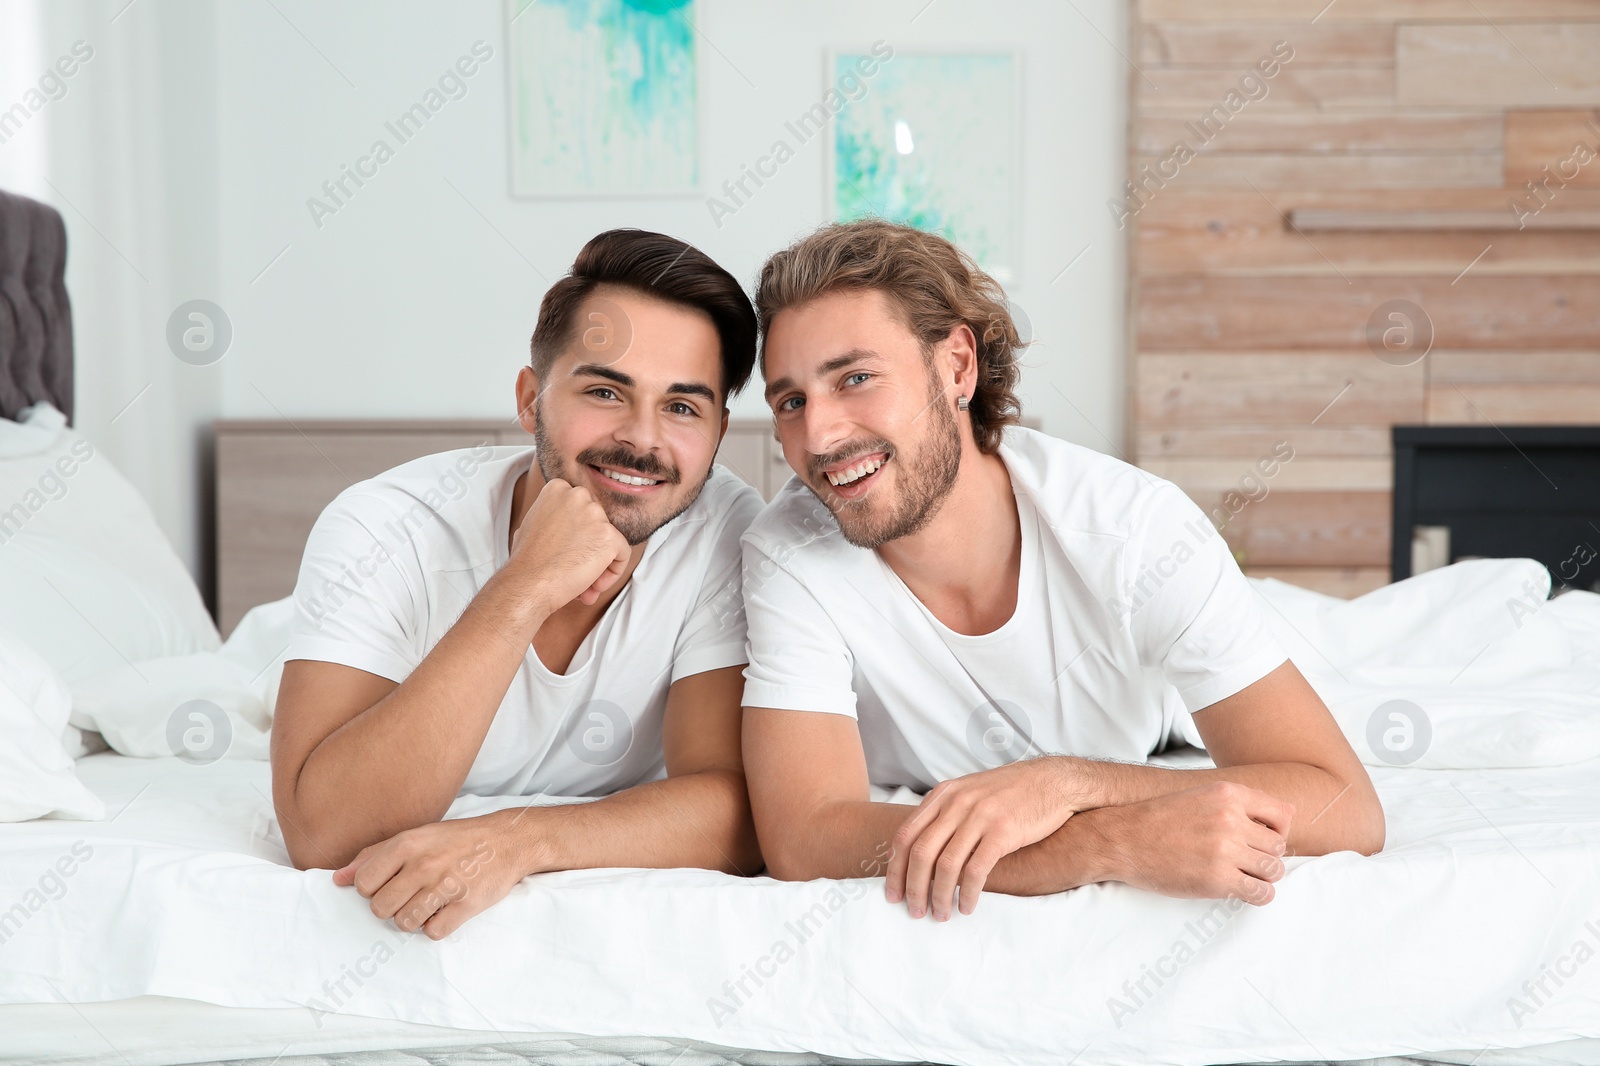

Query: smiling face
left=517, top=285, right=727, bottom=545
left=763, top=288, right=966, bottom=549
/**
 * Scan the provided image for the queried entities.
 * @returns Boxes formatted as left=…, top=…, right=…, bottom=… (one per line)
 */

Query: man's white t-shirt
left=740, top=426, right=1289, bottom=791
left=285, top=443, right=762, bottom=798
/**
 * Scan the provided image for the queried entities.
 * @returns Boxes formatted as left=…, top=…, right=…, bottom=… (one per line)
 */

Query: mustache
left=808, top=438, right=895, bottom=482
left=577, top=445, right=680, bottom=484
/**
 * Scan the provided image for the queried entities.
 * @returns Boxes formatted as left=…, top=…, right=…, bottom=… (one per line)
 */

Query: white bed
left=5, top=401, right=1600, bottom=1065
left=5, top=711, right=1600, bottom=1066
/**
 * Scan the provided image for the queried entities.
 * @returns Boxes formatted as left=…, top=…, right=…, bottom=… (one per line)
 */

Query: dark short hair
left=530, top=229, right=758, bottom=402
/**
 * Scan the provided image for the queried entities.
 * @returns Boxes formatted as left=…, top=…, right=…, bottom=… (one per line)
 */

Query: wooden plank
left=1504, top=109, right=1600, bottom=187
left=1142, top=0, right=1600, bottom=20
left=1134, top=152, right=1501, bottom=188
left=1426, top=383, right=1600, bottom=422
left=1136, top=112, right=1500, bottom=154
left=1138, top=22, right=1392, bottom=66
left=1138, top=67, right=1395, bottom=112
left=1135, top=188, right=1600, bottom=275
left=1289, top=208, right=1600, bottom=230
left=1137, top=352, right=1425, bottom=425
left=1136, top=424, right=1390, bottom=458
left=1138, top=276, right=1600, bottom=350
left=715, top=427, right=776, bottom=499
left=1397, top=24, right=1600, bottom=107
left=216, top=429, right=502, bottom=635
left=1188, top=490, right=1392, bottom=566
left=1430, top=350, right=1600, bottom=383
left=1243, top=566, right=1391, bottom=599
left=1147, top=456, right=1391, bottom=492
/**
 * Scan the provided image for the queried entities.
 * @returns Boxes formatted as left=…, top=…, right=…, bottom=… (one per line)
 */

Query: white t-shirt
left=740, top=426, right=1289, bottom=791
left=285, top=444, right=762, bottom=798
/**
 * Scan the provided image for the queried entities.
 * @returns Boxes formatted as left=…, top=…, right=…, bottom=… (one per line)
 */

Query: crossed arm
left=743, top=658, right=1385, bottom=921
left=270, top=557, right=759, bottom=938
left=270, top=481, right=760, bottom=938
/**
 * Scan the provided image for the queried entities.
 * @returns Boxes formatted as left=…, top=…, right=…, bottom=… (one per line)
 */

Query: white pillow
left=1252, top=559, right=1600, bottom=769
left=0, top=403, right=219, bottom=684
left=0, top=634, right=104, bottom=822
left=68, top=595, right=293, bottom=761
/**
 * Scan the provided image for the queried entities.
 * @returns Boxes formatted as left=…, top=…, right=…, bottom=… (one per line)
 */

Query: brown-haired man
left=741, top=219, right=1384, bottom=922
left=272, top=229, right=763, bottom=938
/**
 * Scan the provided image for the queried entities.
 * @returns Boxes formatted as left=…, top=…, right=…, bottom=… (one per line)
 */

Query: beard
left=533, top=407, right=704, bottom=546
left=809, top=379, right=963, bottom=550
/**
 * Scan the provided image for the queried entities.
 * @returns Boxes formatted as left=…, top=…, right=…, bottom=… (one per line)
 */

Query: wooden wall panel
left=1139, top=276, right=1600, bottom=351
left=1137, top=22, right=1394, bottom=65
left=1136, top=189, right=1600, bottom=276
left=1137, top=352, right=1424, bottom=425
left=1136, top=425, right=1389, bottom=458
left=1504, top=110, right=1600, bottom=187
left=1426, top=385, right=1600, bottom=423
left=1143, top=457, right=1390, bottom=493
left=1131, top=4, right=1599, bottom=598
left=1397, top=25, right=1600, bottom=107
left=1137, top=68, right=1395, bottom=112
left=1142, top=1, right=1600, bottom=21
left=1136, top=113, right=1501, bottom=155
left=1195, top=490, right=1392, bottom=567
left=1430, top=350, right=1600, bottom=383
left=1133, top=153, right=1500, bottom=188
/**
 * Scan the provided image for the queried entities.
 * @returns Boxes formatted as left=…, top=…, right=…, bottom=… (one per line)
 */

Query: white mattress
left=4, top=749, right=1600, bottom=1066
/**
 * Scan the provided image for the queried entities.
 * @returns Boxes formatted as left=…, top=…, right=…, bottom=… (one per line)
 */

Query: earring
left=957, top=395, right=970, bottom=412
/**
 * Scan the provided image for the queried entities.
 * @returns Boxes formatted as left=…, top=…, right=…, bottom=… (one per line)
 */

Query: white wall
left=6, top=0, right=1126, bottom=594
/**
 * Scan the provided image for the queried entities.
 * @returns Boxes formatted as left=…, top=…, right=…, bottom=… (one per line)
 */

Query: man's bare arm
left=884, top=660, right=1384, bottom=918
left=742, top=709, right=1185, bottom=893
left=271, top=480, right=631, bottom=870
left=332, top=666, right=763, bottom=939
left=501, top=665, right=762, bottom=875
left=1033, top=660, right=1385, bottom=856
left=742, top=700, right=1302, bottom=920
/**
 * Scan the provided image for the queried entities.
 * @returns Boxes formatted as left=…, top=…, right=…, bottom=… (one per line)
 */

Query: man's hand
left=511, top=479, right=631, bottom=610
left=1089, top=781, right=1294, bottom=906
left=332, top=809, right=544, bottom=939
left=885, top=757, right=1081, bottom=921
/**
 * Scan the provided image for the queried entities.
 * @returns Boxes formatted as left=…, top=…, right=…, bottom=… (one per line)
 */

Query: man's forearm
left=765, top=798, right=1108, bottom=894
left=1058, top=756, right=1381, bottom=856
left=508, top=768, right=763, bottom=876
left=290, top=568, right=550, bottom=863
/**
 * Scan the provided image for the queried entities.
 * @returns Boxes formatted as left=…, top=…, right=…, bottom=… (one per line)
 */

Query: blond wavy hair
left=755, top=220, right=1025, bottom=454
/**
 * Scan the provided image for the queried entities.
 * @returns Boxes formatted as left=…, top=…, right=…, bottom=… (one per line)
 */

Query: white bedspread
left=4, top=558, right=1600, bottom=1065
left=2, top=748, right=1598, bottom=1066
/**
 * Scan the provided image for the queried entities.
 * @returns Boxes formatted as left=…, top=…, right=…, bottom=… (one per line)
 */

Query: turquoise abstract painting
left=508, top=0, right=699, bottom=195
left=831, top=52, right=1017, bottom=281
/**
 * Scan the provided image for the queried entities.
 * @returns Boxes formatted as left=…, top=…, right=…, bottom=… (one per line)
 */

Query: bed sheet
left=3, top=750, right=1599, bottom=1066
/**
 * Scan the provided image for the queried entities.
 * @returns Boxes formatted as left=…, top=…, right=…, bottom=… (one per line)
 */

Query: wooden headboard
left=213, top=418, right=786, bottom=635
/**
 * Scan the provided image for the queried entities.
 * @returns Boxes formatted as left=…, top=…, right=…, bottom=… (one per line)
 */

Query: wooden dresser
left=213, top=418, right=790, bottom=635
